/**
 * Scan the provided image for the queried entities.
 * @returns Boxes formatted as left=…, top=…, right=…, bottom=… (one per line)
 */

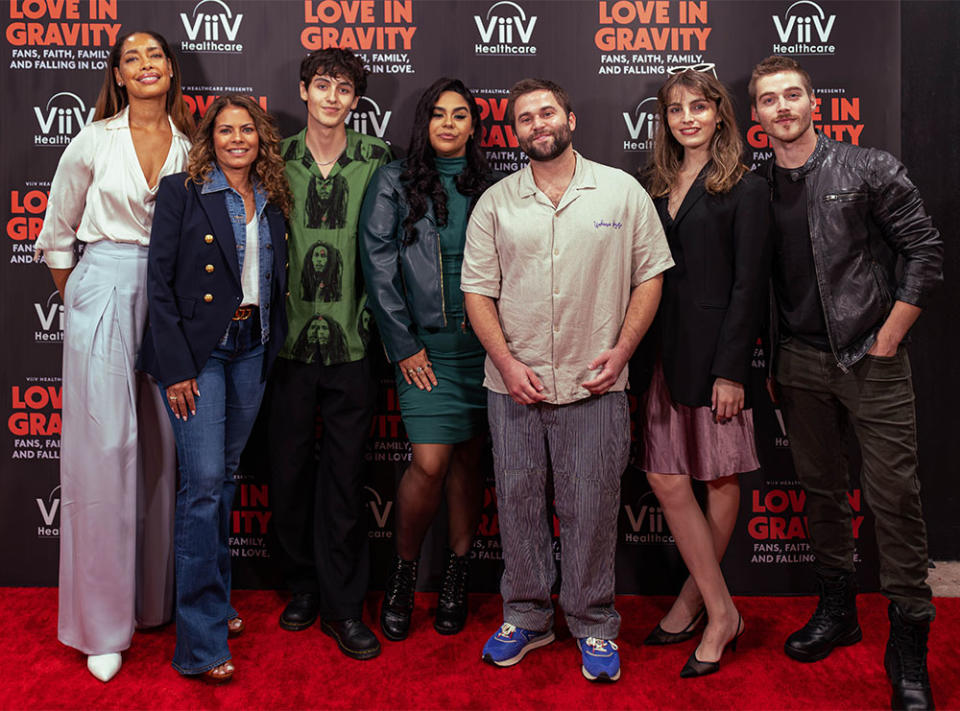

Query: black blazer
left=138, top=173, right=289, bottom=388
left=654, top=169, right=771, bottom=408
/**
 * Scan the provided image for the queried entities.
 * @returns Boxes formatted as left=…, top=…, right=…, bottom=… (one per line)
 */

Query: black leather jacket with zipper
left=762, top=133, right=942, bottom=371
left=359, top=159, right=497, bottom=363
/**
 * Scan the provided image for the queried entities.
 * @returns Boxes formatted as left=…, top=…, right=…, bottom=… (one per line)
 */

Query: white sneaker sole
left=483, top=630, right=556, bottom=667
left=581, top=664, right=621, bottom=682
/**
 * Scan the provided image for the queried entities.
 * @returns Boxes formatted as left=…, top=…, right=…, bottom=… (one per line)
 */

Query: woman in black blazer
left=139, top=95, right=290, bottom=683
left=638, top=69, right=770, bottom=677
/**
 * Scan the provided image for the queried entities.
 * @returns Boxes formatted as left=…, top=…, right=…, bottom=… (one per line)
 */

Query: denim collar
left=201, top=162, right=268, bottom=216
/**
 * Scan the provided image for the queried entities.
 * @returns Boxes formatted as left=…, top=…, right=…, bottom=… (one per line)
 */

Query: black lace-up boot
left=785, top=568, right=861, bottom=661
left=885, top=602, right=934, bottom=710
left=380, top=556, right=418, bottom=641
left=434, top=549, right=470, bottom=635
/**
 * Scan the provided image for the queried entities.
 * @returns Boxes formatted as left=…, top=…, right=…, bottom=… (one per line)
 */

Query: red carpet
left=1, top=589, right=956, bottom=710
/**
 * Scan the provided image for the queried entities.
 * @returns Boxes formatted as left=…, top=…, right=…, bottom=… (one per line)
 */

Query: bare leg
left=647, top=472, right=741, bottom=662
left=658, top=475, right=741, bottom=630
left=395, top=443, right=454, bottom=560
left=444, top=435, right=486, bottom=556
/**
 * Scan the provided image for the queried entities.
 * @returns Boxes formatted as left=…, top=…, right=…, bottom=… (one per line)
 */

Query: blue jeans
left=162, top=318, right=265, bottom=674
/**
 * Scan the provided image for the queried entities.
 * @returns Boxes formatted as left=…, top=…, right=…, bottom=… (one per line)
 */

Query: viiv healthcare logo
left=37, top=485, right=61, bottom=539
left=772, top=1, right=836, bottom=55
left=622, top=491, right=673, bottom=545
left=622, top=97, right=658, bottom=152
left=34, top=290, right=64, bottom=344
left=33, top=92, right=94, bottom=147
left=365, top=486, right=393, bottom=539
left=180, top=0, right=244, bottom=53
left=347, top=97, right=392, bottom=140
left=474, top=1, right=537, bottom=56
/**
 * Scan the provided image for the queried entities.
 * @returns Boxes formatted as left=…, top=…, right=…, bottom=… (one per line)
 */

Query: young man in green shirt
left=269, top=47, right=391, bottom=660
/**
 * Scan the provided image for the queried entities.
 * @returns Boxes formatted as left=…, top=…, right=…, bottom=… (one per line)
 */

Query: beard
left=519, top=122, right=573, bottom=162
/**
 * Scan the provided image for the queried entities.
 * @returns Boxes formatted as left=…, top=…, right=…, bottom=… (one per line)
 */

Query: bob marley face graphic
left=312, top=245, right=329, bottom=272
left=358, top=308, right=373, bottom=347
left=308, top=317, right=330, bottom=346
left=301, top=241, right=342, bottom=302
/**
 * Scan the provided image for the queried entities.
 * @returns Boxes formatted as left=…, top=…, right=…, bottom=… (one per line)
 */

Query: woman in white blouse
left=35, top=30, right=194, bottom=683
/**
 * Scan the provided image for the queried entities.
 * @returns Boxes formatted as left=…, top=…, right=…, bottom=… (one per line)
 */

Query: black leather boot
left=885, top=603, right=934, bottom=710
left=434, top=549, right=470, bottom=635
left=785, top=569, right=862, bottom=662
left=380, top=555, right=418, bottom=641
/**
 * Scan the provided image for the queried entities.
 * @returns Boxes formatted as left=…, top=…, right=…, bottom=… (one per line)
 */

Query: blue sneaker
left=577, top=637, right=620, bottom=682
left=481, top=623, right=555, bottom=667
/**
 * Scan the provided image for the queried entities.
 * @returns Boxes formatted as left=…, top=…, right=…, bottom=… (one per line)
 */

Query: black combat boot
left=885, top=602, right=934, bottom=710
left=380, top=555, right=418, bottom=641
left=785, top=569, right=862, bottom=662
left=434, top=549, right=470, bottom=635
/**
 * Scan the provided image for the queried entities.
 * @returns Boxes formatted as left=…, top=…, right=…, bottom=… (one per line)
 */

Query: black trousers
left=775, top=339, right=934, bottom=622
left=268, top=355, right=375, bottom=620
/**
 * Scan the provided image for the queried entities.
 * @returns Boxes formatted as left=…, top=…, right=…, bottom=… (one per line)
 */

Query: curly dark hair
left=399, top=78, right=492, bottom=245
left=299, top=48, right=368, bottom=97
left=186, top=94, right=292, bottom=216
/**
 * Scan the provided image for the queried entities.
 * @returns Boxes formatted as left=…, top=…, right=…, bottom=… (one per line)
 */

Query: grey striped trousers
left=487, top=391, right=628, bottom=640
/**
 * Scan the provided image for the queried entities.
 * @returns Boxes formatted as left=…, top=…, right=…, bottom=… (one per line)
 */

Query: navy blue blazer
left=138, top=173, right=289, bottom=388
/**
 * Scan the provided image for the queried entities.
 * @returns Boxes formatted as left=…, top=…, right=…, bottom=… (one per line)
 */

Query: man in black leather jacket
left=751, top=56, right=942, bottom=711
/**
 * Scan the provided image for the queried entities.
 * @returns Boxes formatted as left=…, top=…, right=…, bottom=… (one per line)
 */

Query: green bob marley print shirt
left=280, top=128, right=391, bottom=365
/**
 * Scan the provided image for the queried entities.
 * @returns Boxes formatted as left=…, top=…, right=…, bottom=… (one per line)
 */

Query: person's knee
left=646, top=472, right=688, bottom=505
left=409, top=456, right=449, bottom=482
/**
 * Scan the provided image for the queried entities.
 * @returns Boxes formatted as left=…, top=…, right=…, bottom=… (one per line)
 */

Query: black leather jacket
left=762, top=133, right=943, bottom=370
left=359, top=160, right=494, bottom=363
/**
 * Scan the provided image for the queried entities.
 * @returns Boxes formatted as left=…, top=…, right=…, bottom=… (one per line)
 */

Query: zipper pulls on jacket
left=436, top=237, right=447, bottom=327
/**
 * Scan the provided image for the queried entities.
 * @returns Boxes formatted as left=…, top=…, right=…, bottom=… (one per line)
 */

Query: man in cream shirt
left=462, top=78, right=673, bottom=683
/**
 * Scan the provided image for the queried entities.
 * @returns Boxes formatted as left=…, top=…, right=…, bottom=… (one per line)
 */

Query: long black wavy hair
left=400, top=78, right=492, bottom=244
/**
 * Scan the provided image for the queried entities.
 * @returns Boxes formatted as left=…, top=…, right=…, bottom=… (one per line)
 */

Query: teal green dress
left=397, top=156, right=487, bottom=443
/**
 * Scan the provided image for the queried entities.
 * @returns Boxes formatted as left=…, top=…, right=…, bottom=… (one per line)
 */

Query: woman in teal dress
left=360, top=78, right=498, bottom=641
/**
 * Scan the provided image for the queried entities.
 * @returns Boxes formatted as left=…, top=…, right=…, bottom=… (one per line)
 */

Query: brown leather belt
left=232, top=306, right=255, bottom=321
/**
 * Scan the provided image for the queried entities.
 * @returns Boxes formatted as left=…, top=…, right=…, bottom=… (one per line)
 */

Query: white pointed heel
left=87, top=652, right=122, bottom=682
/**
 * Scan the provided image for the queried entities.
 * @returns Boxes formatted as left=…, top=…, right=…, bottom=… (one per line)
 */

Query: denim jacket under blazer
left=139, top=165, right=289, bottom=387
left=359, top=160, right=495, bottom=363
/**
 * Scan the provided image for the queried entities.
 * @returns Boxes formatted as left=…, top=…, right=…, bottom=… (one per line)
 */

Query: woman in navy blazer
left=638, top=69, right=770, bottom=677
left=139, top=95, right=290, bottom=683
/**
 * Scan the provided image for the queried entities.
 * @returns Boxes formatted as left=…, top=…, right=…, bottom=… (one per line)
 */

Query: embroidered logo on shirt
left=593, top=219, right=623, bottom=229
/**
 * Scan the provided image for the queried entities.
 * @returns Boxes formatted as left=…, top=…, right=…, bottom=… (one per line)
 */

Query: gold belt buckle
left=232, top=306, right=252, bottom=321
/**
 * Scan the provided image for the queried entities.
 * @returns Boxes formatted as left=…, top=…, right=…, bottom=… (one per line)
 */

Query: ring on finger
left=416, top=366, right=424, bottom=373
left=169, top=396, right=178, bottom=401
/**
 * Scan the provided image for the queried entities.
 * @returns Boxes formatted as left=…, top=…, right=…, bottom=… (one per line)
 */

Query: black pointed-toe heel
left=679, top=614, right=744, bottom=678
left=644, top=606, right=706, bottom=646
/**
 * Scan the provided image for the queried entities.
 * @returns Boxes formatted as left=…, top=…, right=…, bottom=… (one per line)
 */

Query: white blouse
left=240, top=217, right=260, bottom=306
left=36, top=106, right=191, bottom=269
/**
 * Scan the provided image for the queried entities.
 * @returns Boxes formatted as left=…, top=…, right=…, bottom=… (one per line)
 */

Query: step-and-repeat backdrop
left=1, top=0, right=900, bottom=594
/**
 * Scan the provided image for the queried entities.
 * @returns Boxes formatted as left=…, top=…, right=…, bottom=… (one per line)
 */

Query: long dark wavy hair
left=641, top=70, right=746, bottom=198
left=399, top=78, right=492, bottom=244
left=94, top=30, right=194, bottom=136
left=187, top=94, right=292, bottom=216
